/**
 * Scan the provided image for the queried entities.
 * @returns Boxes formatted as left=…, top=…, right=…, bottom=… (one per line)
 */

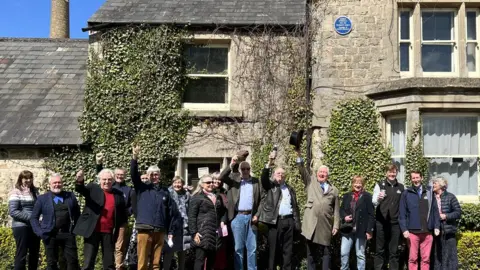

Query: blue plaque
left=334, top=16, right=352, bottom=35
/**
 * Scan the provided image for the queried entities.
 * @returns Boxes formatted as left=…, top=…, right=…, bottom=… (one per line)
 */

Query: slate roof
left=0, top=38, right=87, bottom=145
left=88, top=0, right=306, bottom=26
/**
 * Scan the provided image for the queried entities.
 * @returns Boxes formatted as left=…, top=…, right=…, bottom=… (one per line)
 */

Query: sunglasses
left=204, top=181, right=214, bottom=185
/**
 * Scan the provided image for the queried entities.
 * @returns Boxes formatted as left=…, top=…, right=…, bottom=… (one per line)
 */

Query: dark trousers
left=194, top=248, right=216, bottom=270
left=306, top=239, right=330, bottom=270
left=44, top=232, right=79, bottom=270
left=12, top=226, right=40, bottom=270
left=82, top=232, right=115, bottom=270
left=374, top=221, right=400, bottom=270
left=268, top=217, right=294, bottom=270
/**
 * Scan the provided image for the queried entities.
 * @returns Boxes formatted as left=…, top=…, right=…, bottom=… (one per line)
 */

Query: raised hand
left=95, top=153, right=104, bottom=165
left=76, top=170, right=85, bottom=183
left=132, top=145, right=140, bottom=160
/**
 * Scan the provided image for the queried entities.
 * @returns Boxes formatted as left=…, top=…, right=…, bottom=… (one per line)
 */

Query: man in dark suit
left=219, top=153, right=262, bottom=270
left=30, top=174, right=81, bottom=270
left=259, top=151, right=301, bottom=270
left=74, top=169, right=127, bottom=270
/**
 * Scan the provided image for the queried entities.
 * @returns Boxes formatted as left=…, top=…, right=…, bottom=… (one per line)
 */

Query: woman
left=163, top=176, right=192, bottom=270
left=188, top=174, right=227, bottom=270
left=431, top=176, right=461, bottom=270
left=8, top=170, right=40, bottom=270
left=212, top=173, right=229, bottom=270
left=339, top=175, right=375, bottom=270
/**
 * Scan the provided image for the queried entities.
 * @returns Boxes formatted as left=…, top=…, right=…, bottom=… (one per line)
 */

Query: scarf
left=353, top=190, right=362, bottom=202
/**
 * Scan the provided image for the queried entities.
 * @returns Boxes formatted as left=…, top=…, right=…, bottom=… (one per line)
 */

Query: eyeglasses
left=241, top=168, right=251, bottom=171
left=204, top=181, right=214, bottom=185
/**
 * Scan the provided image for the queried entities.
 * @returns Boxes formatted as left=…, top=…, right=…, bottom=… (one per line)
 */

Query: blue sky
left=0, top=0, right=105, bottom=39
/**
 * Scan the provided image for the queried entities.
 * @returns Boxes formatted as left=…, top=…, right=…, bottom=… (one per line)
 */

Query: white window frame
left=399, top=8, right=413, bottom=77
left=386, top=116, right=407, bottom=182
left=420, top=8, right=459, bottom=77
left=466, top=9, right=480, bottom=77
left=182, top=158, right=224, bottom=186
left=421, top=113, right=480, bottom=203
left=183, top=43, right=231, bottom=111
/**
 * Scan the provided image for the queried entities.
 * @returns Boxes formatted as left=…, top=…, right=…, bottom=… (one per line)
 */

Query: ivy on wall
left=46, top=25, right=194, bottom=188
left=404, top=122, right=430, bottom=186
left=322, top=98, right=392, bottom=195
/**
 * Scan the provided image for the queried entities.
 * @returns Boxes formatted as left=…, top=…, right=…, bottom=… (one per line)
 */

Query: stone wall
left=310, top=0, right=400, bottom=162
left=0, top=148, right=49, bottom=202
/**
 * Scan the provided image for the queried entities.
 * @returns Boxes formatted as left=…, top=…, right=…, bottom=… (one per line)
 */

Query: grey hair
left=147, top=165, right=161, bottom=174
left=49, top=173, right=62, bottom=182
left=193, top=174, right=213, bottom=195
left=98, top=169, right=115, bottom=180
left=316, top=165, right=329, bottom=175
left=432, top=176, right=448, bottom=190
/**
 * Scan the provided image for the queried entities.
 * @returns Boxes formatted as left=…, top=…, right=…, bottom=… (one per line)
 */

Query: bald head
left=49, top=173, right=63, bottom=194
left=273, top=167, right=286, bottom=184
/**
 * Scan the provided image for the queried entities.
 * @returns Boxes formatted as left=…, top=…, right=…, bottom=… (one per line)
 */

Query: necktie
left=320, top=183, right=325, bottom=191
left=418, top=188, right=422, bottom=198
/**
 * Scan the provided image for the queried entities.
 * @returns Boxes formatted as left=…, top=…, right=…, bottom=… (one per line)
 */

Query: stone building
left=312, top=0, right=480, bottom=202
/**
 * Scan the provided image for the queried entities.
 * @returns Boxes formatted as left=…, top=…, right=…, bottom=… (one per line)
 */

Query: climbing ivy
left=46, top=25, right=194, bottom=188
left=322, top=98, right=392, bottom=196
left=405, top=122, right=430, bottom=186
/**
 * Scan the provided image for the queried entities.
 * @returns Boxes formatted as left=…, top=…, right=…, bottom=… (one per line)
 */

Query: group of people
left=7, top=146, right=462, bottom=270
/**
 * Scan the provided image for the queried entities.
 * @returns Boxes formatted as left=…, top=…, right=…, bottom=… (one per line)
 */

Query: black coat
left=188, top=191, right=227, bottom=251
left=258, top=168, right=301, bottom=230
left=339, top=191, right=375, bottom=237
left=437, top=191, right=461, bottom=235
left=73, top=182, right=127, bottom=239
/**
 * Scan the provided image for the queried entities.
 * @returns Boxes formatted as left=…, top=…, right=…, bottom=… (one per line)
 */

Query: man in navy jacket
left=399, top=170, right=440, bottom=270
left=30, top=174, right=81, bottom=270
left=130, top=145, right=178, bottom=270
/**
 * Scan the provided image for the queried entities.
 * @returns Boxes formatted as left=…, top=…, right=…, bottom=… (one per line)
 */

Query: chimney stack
left=50, top=0, right=70, bottom=38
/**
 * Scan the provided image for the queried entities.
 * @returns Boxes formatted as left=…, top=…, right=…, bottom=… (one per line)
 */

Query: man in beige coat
left=296, top=151, right=340, bottom=270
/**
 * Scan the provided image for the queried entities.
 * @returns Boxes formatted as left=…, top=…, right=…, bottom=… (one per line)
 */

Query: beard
left=51, top=188, right=62, bottom=194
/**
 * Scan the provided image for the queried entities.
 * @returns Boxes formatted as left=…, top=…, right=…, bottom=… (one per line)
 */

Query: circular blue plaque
left=334, top=16, right=353, bottom=35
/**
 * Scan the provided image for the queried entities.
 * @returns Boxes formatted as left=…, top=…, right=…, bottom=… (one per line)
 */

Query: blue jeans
left=340, top=233, right=366, bottom=270
left=231, top=213, right=257, bottom=270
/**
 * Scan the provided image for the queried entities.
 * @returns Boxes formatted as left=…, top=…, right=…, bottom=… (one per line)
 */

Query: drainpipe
left=305, top=0, right=313, bottom=169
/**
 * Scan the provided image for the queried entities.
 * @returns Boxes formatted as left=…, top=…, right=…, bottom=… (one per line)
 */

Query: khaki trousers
left=137, top=231, right=165, bottom=270
left=115, top=224, right=128, bottom=269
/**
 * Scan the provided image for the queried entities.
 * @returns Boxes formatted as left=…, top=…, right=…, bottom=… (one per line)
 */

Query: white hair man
left=73, top=167, right=128, bottom=270
left=258, top=150, right=301, bottom=270
left=30, top=174, right=81, bottom=269
left=296, top=150, right=340, bottom=270
left=130, top=145, right=179, bottom=270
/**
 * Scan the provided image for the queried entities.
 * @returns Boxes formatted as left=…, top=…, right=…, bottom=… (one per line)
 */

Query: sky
left=0, top=0, right=105, bottom=39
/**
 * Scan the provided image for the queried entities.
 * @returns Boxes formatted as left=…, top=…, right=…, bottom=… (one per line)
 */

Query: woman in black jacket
left=188, top=174, right=227, bottom=270
left=431, top=176, right=461, bottom=270
left=339, top=175, right=375, bottom=270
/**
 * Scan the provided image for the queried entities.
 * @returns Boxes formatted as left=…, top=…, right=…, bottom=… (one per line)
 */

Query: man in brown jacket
left=296, top=151, right=340, bottom=270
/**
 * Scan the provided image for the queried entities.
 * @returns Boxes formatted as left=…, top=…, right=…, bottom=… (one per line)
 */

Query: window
left=422, top=115, right=479, bottom=197
left=421, top=10, right=457, bottom=73
left=399, top=10, right=412, bottom=73
left=387, top=117, right=407, bottom=182
left=184, top=44, right=229, bottom=110
left=182, top=159, right=224, bottom=188
left=466, top=10, right=479, bottom=74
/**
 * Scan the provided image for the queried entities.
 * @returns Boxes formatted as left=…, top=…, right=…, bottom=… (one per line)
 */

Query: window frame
left=420, top=8, right=459, bottom=76
left=421, top=113, right=480, bottom=202
left=466, top=9, right=480, bottom=77
left=183, top=43, right=231, bottom=111
left=386, top=115, right=407, bottom=183
left=182, top=158, right=224, bottom=186
left=399, top=8, right=414, bottom=76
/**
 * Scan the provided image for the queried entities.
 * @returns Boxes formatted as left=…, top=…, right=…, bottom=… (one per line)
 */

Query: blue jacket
left=30, top=191, right=80, bottom=240
left=399, top=185, right=440, bottom=233
left=130, top=159, right=178, bottom=234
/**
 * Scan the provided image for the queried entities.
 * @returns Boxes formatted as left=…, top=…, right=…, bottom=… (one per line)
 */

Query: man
left=96, top=153, right=133, bottom=270
left=296, top=150, right=340, bottom=270
left=74, top=169, right=128, bottom=270
left=130, top=145, right=178, bottom=270
left=30, top=174, right=80, bottom=270
left=259, top=151, right=301, bottom=270
left=219, top=153, right=262, bottom=270
left=399, top=170, right=440, bottom=270
left=372, top=164, right=404, bottom=270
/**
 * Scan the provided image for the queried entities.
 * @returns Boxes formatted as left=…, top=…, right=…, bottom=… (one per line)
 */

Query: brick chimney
left=50, top=0, right=70, bottom=38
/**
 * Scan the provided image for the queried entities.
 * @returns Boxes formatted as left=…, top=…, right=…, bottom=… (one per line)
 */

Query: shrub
left=322, top=98, right=392, bottom=196
left=457, top=231, right=480, bottom=269
left=404, top=122, right=429, bottom=186
left=458, top=203, right=480, bottom=232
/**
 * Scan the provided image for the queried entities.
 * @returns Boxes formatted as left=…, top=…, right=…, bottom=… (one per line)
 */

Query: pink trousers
left=408, top=232, right=433, bottom=270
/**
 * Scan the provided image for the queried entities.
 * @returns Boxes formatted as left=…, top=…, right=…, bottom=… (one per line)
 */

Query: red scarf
left=353, top=190, right=362, bottom=202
